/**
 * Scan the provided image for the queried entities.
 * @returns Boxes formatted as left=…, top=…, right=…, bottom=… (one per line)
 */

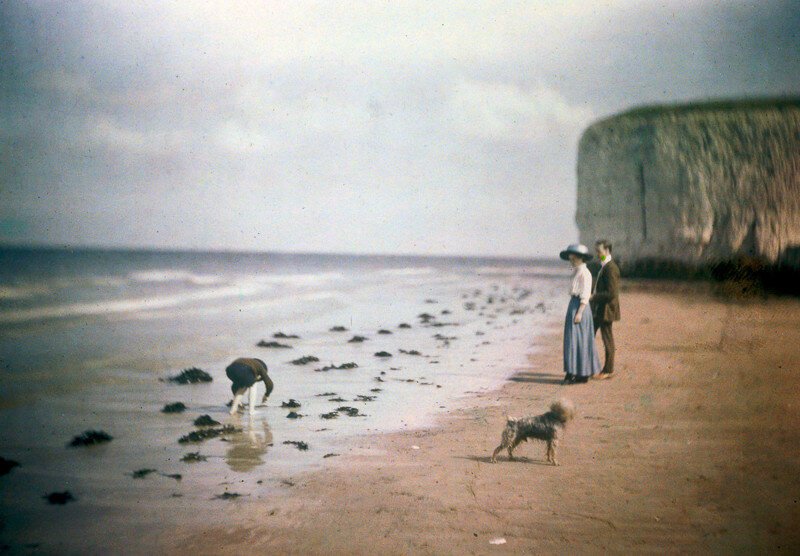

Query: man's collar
left=601, top=254, right=613, bottom=267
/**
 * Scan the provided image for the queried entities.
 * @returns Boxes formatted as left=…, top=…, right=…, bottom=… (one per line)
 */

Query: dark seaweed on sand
left=315, top=362, right=358, bottom=372
left=68, top=430, right=113, bottom=447
left=337, top=407, right=366, bottom=417
left=214, top=492, right=243, bottom=500
left=0, top=457, right=20, bottom=476
left=44, top=491, right=75, bottom=505
left=323, top=453, right=340, bottom=458
left=354, top=395, right=376, bottom=402
left=286, top=411, right=303, bottom=419
left=347, top=335, right=368, bottom=343
left=181, top=452, right=207, bottom=463
left=162, top=473, right=182, bottom=481
left=193, top=414, right=221, bottom=427
left=131, top=468, right=157, bottom=479
left=257, top=340, right=293, bottom=348
left=283, top=440, right=309, bottom=451
left=164, top=367, right=213, bottom=384
left=329, top=326, right=348, bottom=332
left=281, top=399, right=302, bottom=408
left=316, top=392, right=337, bottom=397
left=290, top=355, right=320, bottom=365
left=399, top=349, right=423, bottom=356
left=374, top=351, right=392, bottom=358
left=320, top=412, right=339, bottom=419
left=377, top=329, right=392, bottom=334
left=161, top=402, right=187, bottom=413
left=273, top=332, right=300, bottom=339
left=398, top=323, right=412, bottom=328
left=178, top=425, right=240, bottom=444
left=327, top=397, right=346, bottom=402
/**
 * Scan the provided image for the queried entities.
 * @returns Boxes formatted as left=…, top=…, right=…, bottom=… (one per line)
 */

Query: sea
left=0, top=246, right=568, bottom=553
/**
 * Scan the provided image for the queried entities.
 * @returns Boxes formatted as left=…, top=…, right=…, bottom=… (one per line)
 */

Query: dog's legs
left=491, top=444, right=505, bottom=463
left=507, top=437, right=524, bottom=461
left=547, top=439, right=559, bottom=465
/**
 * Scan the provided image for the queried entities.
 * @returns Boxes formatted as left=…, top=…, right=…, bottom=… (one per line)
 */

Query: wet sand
left=167, top=283, right=800, bottom=554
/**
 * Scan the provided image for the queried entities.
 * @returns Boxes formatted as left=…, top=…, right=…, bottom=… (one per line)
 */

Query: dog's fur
left=490, top=399, right=574, bottom=464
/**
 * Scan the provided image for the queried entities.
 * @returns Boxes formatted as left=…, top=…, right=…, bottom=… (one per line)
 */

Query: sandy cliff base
left=168, top=285, right=800, bottom=554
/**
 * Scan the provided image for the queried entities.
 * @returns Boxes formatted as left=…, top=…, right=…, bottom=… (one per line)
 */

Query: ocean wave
left=0, top=285, right=52, bottom=300
left=238, top=271, right=344, bottom=287
left=377, top=267, right=436, bottom=277
left=128, top=269, right=223, bottom=286
left=475, top=265, right=569, bottom=277
left=0, top=282, right=271, bottom=325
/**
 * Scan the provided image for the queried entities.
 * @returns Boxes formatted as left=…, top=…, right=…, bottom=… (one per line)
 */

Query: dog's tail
left=550, top=399, right=575, bottom=423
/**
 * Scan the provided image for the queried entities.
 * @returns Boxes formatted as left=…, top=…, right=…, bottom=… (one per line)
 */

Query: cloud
left=445, top=79, right=594, bottom=142
left=83, top=115, right=187, bottom=155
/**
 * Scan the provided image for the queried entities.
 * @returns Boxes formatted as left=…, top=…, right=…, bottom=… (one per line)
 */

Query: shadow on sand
left=455, top=454, right=553, bottom=466
left=507, top=371, right=564, bottom=385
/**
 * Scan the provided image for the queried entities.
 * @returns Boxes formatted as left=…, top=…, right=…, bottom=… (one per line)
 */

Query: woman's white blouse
left=569, top=263, right=592, bottom=304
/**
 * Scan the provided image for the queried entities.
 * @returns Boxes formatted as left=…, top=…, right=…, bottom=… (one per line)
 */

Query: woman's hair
left=595, top=239, right=612, bottom=253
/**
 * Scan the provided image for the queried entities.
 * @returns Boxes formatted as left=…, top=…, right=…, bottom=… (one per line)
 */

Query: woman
left=560, top=243, right=601, bottom=384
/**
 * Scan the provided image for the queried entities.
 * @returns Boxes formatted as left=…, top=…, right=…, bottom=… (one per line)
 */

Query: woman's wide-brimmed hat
left=559, top=243, right=593, bottom=261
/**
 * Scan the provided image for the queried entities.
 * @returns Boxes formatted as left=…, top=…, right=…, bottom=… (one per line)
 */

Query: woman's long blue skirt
left=563, top=296, right=602, bottom=377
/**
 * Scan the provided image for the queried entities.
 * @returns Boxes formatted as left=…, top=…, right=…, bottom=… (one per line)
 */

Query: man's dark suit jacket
left=591, top=259, right=621, bottom=323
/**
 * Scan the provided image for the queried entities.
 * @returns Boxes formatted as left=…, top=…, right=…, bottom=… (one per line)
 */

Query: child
left=226, top=357, right=274, bottom=414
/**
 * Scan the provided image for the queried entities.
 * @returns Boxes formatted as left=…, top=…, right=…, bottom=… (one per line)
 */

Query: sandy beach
left=167, top=282, right=800, bottom=554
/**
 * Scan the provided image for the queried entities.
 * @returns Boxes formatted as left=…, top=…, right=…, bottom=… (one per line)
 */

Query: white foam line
left=0, top=283, right=270, bottom=324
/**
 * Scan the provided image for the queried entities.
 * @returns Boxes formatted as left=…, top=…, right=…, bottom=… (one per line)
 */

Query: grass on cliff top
left=615, top=97, right=800, bottom=120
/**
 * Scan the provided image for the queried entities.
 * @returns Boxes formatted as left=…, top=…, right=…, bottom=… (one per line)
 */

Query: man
left=590, top=239, right=621, bottom=379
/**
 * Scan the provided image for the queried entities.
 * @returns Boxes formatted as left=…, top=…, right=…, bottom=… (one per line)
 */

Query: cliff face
left=576, top=101, right=800, bottom=270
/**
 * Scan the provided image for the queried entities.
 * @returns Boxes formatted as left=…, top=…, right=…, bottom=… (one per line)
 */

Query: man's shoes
left=562, top=374, right=575, bottom=385
left=572, top=376, right=589, bottom=384
left=593, top=371, right=614, bottom=380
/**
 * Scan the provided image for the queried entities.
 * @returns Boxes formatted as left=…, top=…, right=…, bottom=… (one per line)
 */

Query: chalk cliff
left=576, top=100, right=800, bottom=270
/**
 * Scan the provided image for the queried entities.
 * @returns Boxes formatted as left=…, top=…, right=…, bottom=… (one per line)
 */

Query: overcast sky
left=1, top=1, right=798, bottom=258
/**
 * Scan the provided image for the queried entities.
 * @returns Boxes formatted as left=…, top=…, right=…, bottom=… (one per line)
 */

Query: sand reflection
left=224, top=414, right=272, bottom=472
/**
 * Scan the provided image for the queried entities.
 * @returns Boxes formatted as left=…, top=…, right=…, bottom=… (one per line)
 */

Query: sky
left=1, top=1, right=799, bottom=258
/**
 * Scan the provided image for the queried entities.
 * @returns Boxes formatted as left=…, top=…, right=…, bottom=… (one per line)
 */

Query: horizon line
left=0, top=240, right=560, bottom=263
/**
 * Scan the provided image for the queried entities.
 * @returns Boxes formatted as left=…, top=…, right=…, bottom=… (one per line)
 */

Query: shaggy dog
left=490, top=399, right=574, bottom=464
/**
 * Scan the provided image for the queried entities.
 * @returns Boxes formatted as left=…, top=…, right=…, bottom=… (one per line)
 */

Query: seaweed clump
left=0, top=457, right=20, bottom=476
left=283, top=440, right=309, bottom=451
left=290, top=355, right=320, bottom=366
left=281, top=399, right=302, bottom=408
left=181, top=452, right=207, bottom=463
left=193, top=415, right=221, bottom=427
left=315, top=362, right=358, bottom=372
left=164, top=367, right=212, bottom=384
left=161, top=402, right=187, bottom=413
left=214, top=492, right=243, bottom=500
left=256, top=340, right=292, bottom=348
left=337, top=406, right=367, bottom=417
left=44, top=491, right=75, bottom=505
left=179, top=425, right=240, bottom=444
left=68, top=430, right=113, bottom=447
